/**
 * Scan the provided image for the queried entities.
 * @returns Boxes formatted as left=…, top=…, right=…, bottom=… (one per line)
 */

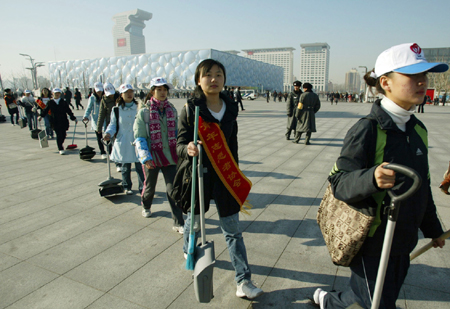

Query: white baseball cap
left=94, top=82, right=104, bottom=92
left=103, top=83, right=115, bottom=96
left=119, top=83, right=134, bottom=94
left=52, top=88, right=62, bottom=93
left=150, top=77, right=173, bottom=89
left=24, top=90, right=32, bottom=94
left=374, top=43, right=449, bottom=78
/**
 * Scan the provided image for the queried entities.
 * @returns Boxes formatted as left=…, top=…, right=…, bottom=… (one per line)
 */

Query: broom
left=410, top=229, right=450, bottom=261
left=67, top=121, right=78, bottom=149
left=186, top=106, right=200, bottom=270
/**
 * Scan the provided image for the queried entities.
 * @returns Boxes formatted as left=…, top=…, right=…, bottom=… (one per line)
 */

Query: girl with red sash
left=176, top=59, right=263, bottom=299
left=36, top=88, right=54, bottom=138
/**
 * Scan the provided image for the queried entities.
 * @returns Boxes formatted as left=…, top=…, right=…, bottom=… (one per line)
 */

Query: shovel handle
left=383, top=163, right=422, bottom=203
left=82, top=118, right=89, bottom=126
left=101, top=138, right=111, bottom=147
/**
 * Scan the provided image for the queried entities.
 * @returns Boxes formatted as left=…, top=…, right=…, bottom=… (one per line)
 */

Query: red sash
left=36, top=99, right=51, bottom=115
left=198, top=116, right=252, bottom=214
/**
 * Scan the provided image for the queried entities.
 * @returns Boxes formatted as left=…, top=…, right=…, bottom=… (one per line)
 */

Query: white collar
left=380, top=96, right=415, bottom=132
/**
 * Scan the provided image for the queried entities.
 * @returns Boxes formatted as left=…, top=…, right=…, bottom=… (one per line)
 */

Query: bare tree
left=171, top=76, right=179, bottom=88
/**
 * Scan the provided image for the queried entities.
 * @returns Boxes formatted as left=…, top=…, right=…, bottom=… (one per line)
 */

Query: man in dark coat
left=64, top=87, right=74, bottom=109
left=235, top=87, right=244, bottom=111
left=74, top=88, right=84, bottom=110
left=286, top=81, right=302, bottom=140
left=293, top=83, right=321, bottom=145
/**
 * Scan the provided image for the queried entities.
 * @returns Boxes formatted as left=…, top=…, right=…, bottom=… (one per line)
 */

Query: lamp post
left=20, top=53, right=36, bottom=89
left=358, top=66, right=368, bottom=102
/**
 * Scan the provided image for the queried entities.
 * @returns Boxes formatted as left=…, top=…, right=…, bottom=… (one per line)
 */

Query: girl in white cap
left=40, top=88, right=77, bottom=155
left=83, top=82, right=107, bottom=159
left=133, top=77, right=185, bottom=234
left=104, top=84, right=144, bottom=195
left=314, top=43, right=448, bottom=308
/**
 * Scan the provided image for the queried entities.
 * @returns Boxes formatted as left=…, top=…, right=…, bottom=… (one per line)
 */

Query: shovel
left=66, top=121, right=78, bottom=149
left=38, top=119, right=49, bottom=148
left=193, top=144, right=215, bottom=303
left=371, top=163, right=421, bottom=309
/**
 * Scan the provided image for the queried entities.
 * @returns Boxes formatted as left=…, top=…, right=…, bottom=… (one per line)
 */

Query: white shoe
left=101, top=154, right=107, bottom=159
left=59, top=150, right=66, bottom=155
left=172, top=226, right=185, bottom=234
left=313, top=288, right=327, bottom=308
left=142, top=208, right=151, bottom=218
left=236, top=280, right=264, bottom=299
left=125, top=190, right=133, bottom=195
left=117, top=167, right=122, bottom=172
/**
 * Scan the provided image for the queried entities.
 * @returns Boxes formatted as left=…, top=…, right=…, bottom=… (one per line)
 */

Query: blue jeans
left=43, top=115, right=53, bottom=137
left=121, top=162, right=144, bottom=191
left=183, top=212, right=251, bottom=284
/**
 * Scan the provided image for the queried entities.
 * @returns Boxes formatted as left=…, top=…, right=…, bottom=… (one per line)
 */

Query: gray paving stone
left=1, top=98, right=449, bottom=308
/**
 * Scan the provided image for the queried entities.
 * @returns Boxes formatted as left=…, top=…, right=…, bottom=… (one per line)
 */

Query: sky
left=1, top=0, right=450, bottom=86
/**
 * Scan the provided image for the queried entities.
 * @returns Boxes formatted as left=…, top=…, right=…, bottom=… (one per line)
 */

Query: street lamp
left=20, top=53, right=36, bottom=88
left=358, top=66, right=368, bottom=102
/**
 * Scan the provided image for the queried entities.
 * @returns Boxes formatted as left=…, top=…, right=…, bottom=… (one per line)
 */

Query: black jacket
left=329, top=100, right=443, bottom=257
left=175, top=92, right=240, bottom=217
left=41, top=98, right=76, bottom=131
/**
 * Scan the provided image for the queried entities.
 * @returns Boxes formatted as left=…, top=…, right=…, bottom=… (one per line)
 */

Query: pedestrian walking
left=97, top=83, right=122, bottom=171
left=64, top=87, right=74, bottom=109
left=314, top=43, right=448, bottom=309
left=292, top=83, right=320, bottom=145
left=19, top=90, right=37, bottom=131
left=266, top=90, right=270, bottom=103
left=83, top=82, right=107, bottom=159
left=74, top=88, right=84, bottom=110
left=103, top=84, right=144, bottom=195
left=235, top=86, right=245, bottom=111
left=174, top=59, right=264, bottom=299
left=36, top=88, right=54, bottom=138
left=134, top=77, right=185, bottom=233
left=286, top=80, right=302, bottom=140
left=39, top=88, right=77, bottom=155
left=3, top=88, right=19, bottom=126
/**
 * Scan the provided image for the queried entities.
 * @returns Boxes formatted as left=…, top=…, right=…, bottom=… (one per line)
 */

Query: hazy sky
left=2, top=0, right=449, bottom=85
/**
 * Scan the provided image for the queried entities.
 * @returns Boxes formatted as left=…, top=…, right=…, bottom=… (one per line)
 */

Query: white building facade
left=299, top=43, right=330, bottom=92
left=48, top=49, right=283, bottom=92
left=242, top=47, right=295, bottom=92
left=112, top=9, right=152, bottom=57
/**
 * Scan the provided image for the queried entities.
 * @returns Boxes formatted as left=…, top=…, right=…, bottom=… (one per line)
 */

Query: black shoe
left=305, top=141, right=311, bottom=145
left=292, top=140, right=299, bottom=144
left=286, top=135, right=290, bottom=140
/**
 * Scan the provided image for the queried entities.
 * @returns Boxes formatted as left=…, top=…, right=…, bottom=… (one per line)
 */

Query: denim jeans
left=43, top=115, right=53, bottom=137
left=26, top=112, right=37, bottom=130
left=183, top=212, right=251, bottom=284
left=121, top=162, right=144, bottom=191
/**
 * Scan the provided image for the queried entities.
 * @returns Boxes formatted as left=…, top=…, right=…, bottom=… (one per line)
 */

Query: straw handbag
left=317, top=184, right=374, bottom=267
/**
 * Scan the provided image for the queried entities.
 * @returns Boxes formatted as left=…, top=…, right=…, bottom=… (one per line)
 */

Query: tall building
left=345, top=68, right=361, bottom=93
left=242, top=47, right=295, bottom=92
left=299, top=43, right=330, bottom=92
left=112, top=9, right=152, bottom=57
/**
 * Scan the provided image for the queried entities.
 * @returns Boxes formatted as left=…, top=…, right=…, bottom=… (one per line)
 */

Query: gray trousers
left=141, top=164, right=184, bottom=227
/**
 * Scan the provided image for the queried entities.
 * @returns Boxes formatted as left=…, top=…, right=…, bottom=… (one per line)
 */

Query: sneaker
left=236, top=280, right=264, bottom=299
left=172, top=226, right=184, bottom=234
left=313, top=288, right=327, bottom=308
left=125, top=189, right=133, bottom=195
left=117, top=167, right=122, bottom=172
left=142, top=208, right=151, bottom=218
left=101, top=154, right=107, bottom=159
left=59, top=150, right=66, bottom=155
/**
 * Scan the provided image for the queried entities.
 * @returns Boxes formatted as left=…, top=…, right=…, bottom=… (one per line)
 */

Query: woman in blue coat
left=104, top=84, right=144, bottom=195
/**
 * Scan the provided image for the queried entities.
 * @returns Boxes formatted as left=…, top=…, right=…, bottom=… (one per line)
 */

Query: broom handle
left=410, top=229, right=450, bottom=261
left=71, top=121, right=77, bottom=144
left=198, top=144, right=206, bottom=246
left=189, top=106, right=200, bottom=236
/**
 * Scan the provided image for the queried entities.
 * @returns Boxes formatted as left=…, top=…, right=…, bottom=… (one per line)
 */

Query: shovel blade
left=99, top=184, right=123, bottom=197
left=193, top=240, right=215, bottom=303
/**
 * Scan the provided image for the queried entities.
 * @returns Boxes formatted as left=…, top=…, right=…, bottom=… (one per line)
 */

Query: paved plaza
left=1, top=97, right=449, bottom=309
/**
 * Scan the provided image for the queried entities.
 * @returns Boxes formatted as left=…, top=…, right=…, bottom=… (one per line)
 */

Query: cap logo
left=410, top=43, right=421, bottom=55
